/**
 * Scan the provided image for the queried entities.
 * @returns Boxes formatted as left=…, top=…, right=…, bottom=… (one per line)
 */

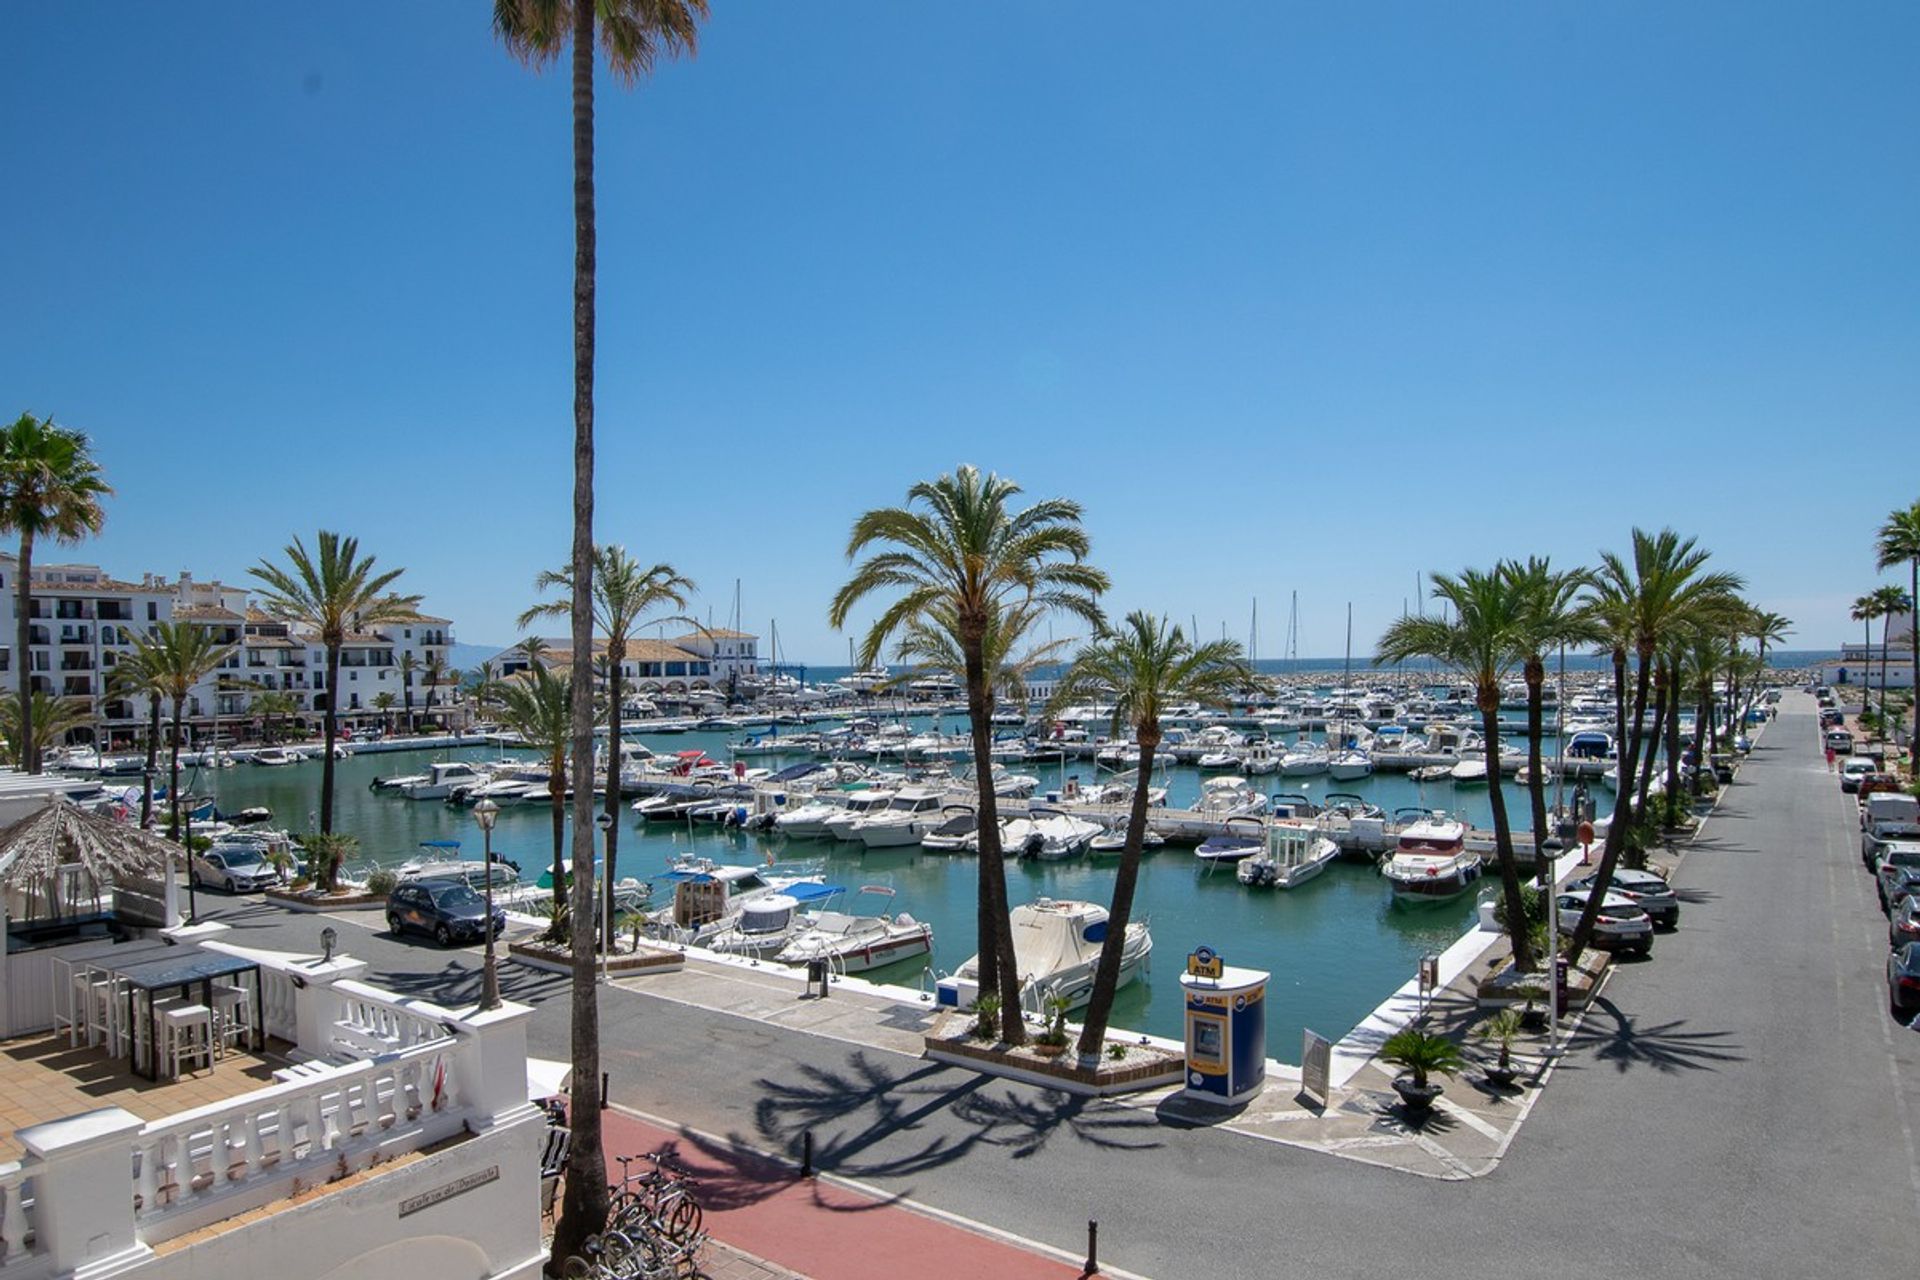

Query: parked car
left=1889, top=943, right=1920, bottom=1018
left=1826, top=728, right=1856, bottom=756
left=1711, top=754, right=1736, bottom=785
left=1890, top=898, right=1920, bottom=950
left=1875, top=843, right=1920, bottom=912
left=1569, top=867, right=1680, bottom=929
left=1884, top=868, right=1920, bottom=916
left=1556, top=889, right=1654, bottom=956
left=1863, top=794, right=1920, bottom=864
left=1819, top=707, right=1842, bottom=728
left=386, top=877, right=507, bottom=947
left=1840, top=756, right=1877, bottom=794
left=190, top=845, right=281, bottom=892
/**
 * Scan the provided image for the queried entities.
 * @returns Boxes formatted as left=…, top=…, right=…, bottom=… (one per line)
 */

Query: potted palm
left=1032, top=996, right=1071, bottom=1057
left=1476, top=1008, right=1525, bottom=1088
left=1380, top=1027, right=1465, bottom=1112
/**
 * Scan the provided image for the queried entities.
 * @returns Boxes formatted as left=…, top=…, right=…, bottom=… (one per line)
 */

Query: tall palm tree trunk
left=1662, top=667, right=1682, bottom=826
left=15, top=528, right=34, bottom=773
left=556, top=2, right=610, bottom=1262
left=1077, top=737, right=1156, bottom=1059
left=1611, top=647, right=1628, bottom=761
left=963, top=633, right=1021, bottom=1042
left=1909, top=559, right=1919, bottom=760
left=169, top=698, right=197, bottom=921
left=320, top=644, right=341, bottom=834
left=549, top=772, right=566, bottom=933
left=141, top=697, right=160, bottom=827
left=1634, top=664, right=1669, bottom=822
left=1692, top=681, right=1711, bottom=797
left=1881, top=622, right=1893, bottom=734
left=1571, top=651, right=1654, bottom=958
left=1523, top=656, right=1548, bottom=867
left=1478, top=691, right=1536, bottom=971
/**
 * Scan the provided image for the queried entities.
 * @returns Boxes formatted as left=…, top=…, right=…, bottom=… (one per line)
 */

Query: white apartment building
left=0, top=556, right=459, bottom=750
left=492, top=628, right=759, bottom=700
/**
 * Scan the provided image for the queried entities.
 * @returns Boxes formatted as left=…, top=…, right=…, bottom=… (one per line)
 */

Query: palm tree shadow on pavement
left=1562, top=997, right=1745, bottom=1075
left=747, top=1051, right=1162, bottom=1185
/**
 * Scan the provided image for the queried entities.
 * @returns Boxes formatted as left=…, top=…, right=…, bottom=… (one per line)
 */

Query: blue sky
left=3, top=4, right=1914, bottom=662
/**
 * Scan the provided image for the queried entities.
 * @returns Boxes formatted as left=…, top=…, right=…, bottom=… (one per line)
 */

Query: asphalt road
left=199, top=692, right=1918, bottom=1279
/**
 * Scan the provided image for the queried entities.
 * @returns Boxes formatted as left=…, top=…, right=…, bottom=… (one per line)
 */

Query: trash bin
left=805, top=957, right=830, bottom=999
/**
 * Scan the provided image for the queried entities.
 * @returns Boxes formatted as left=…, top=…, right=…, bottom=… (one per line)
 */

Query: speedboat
left=1410, top=764, right=1454, bottom=782
left=395, top=840, right=521, bottom=888
left=920, top=805, right=979, bottom=853
left=1279, top=741, right=1329, bottom=777
left=1196, top=749, right=1243, bottom=771
left=251, top=747, right=300, bottom=767
left=821, top=789, right=897, bottom=841
left=776, top=886, right=933, bottom=974
left=772, top=797, right=844, bottom=839
left=702, top=883, right=845, bottom=959
left=644, top=861, right=829, bottom=946
left=1239, top=739, right=1280, bottom=775
left=1195, top=815, right=1267, bottom=863
left=1237, top=825, right=1341, bottom=889
left=1197, top=776, right=1268, bottom=820
left=398, top=761, right=491, bottom=801
left=1382, top=813, right=1483, bottom=905
left=1327, top=748, right=1374, bottom=781
left=1002, top=808, right=1102, bottom=860
left=851, top=788, right=947, bottom=848
left=939, top=898, right=1152, bottom=1014
left=1449, top=756, right=1490, bottom=784
left=1088, top=821, right=1165, bottom=857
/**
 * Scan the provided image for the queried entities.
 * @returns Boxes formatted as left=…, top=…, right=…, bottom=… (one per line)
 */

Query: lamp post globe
left=473, top=799, right=502, bottom=1009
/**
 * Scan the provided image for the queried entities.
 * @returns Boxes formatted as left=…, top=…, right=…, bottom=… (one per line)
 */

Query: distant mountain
left=447, top=641, right=510, bottom=673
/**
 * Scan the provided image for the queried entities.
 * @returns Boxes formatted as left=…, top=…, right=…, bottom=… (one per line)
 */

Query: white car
left=1840, top=757, right=1877, bottom=794
left=191, top=845, right=281, bottom=892
left=1556, top=889, right=1654, bottom=957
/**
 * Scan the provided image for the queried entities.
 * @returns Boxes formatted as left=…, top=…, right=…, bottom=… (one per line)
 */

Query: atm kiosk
left=1180, top=946, right=1269, bottom=1107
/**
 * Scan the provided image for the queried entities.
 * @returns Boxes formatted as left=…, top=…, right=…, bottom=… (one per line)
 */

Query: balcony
left=0, top=935, right=542, bottom=1279
left=27, top=628, right=49, bottom=647
left=58, top=627, right=93, bottom=646
left=62, top=677, right=93, bottom=697
left=59, top=655, right=94, bottom=672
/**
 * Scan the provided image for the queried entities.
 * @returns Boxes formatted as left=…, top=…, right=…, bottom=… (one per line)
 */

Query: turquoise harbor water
left=189, top=726, right=1558, bottom=1053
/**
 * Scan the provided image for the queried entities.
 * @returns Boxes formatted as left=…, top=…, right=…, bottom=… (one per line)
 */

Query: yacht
left=772, top=796, right=846, bottom=840
left=851, top=788, right=947, bottom=849
left=1279, top=740, right=1330, bottom=777
left=1196, top=775, right=1268, bottom=820
left=1239, top=738, right=1280, bottom=775
left=1237, top=825, right=1341, bottom=889
left=1003, top=809, right=1103, bottom=860
left=775, top=886, right=934, bottom=973
left=1382, top=813, right=1484, bottom=905
left=1327, top=748, right=1374, bottom=781
left=821, top=789, right=898, bottom=841
left=920, top=806, right=979, bottom=853
left=940, top=898, right=1153, bottom=1014
left=702, top=883, right=845, bottom=959
left=644, top=860, right=829, bottom=946
left=250, top=746, right=300, bottom=767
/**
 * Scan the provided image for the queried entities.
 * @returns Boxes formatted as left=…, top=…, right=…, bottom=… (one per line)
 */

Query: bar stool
left=211, top=984, right=253, bottom=1057
left=81, top=975, right=115, bottom=1051
left=162, top=1004, right=213, bottom=1078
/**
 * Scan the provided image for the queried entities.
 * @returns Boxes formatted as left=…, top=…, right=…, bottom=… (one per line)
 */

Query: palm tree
left=1749, top=608, right=1793, bottom=669
left=106, top=648, right=166, bottom=827
left=1048, top=613, right=1251, bottom=1059
left=829, top=466, right=1108, bottom=1041
left=1503, top=558, right=1596, bottom=863
left=1869, top=584, right=1912, bottom=736
left=0, top=693, right=90, bottom=767
left=1876, top=500, right=1920, bottom=763
left=398, top=651, right=417, bottom=733
left=492, top=1, right=707, bottom=1257
left=1852, top=592, right=1887, bottom=722
left=253, top=690, right=298, bottom=745
left=372, top=691, right=397, bottom=737
left=1568, top=530, right=1741, bottom=958
left=0, top=414, right=111, bottom=773
left=494, top=665, right=574, bottom=937
left=249, top=532, right=419, bottom=835
left=423, top=651, right=448, bottom=730
left=519, top=546, right=692, bottom=944
left=1377, top=568, right=1538, bottom=971
left=138, top=623, right=236, bottom=921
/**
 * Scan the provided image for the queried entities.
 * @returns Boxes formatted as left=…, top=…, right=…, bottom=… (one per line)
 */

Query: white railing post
left=291, top=956, right=370, bottom=1053
left=445, top=1001, right=539, bottom=1130
left=16, top=1106, right=150, bottom=1275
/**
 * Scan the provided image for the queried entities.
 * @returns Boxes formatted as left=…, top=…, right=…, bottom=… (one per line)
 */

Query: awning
left=527, top=1056, right=573, bottom=1101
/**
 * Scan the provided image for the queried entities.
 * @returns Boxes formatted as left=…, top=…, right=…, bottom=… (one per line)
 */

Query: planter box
left=923, top=1015, right=1184, bottom=1097
left=264, top=887, right=387, bottom=913
left=1475, top=951, right=1608, bottom=1012
left=507, top=940, right=686, bottom=977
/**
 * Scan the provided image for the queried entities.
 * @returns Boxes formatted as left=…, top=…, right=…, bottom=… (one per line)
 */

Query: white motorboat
left=1239, top=739, right=1280, bottom=775
left=1410, top=763, right=1454, bottom=782
left=851, top=788, right=946, bottom=849
left=1449, top=756, right=1490, bottom=784
left=398, top=761, right=492, bottom=801
left=1327, top=748, right=1374, bottom=781
left=920, top=806, right=979, bottom=853
left=702, top=883, right=845, bottom=959
left=1002, top=809, right=1103, bottom=860
left=1196, top=750, right=1243, bottom=771
left=772, top=798, right=844, bottom=840
left=1237, top=825, right=1340, bottom=889
left=1279, top=741, right=1330, bottom=777
left=395, top=840, right=522, bottom=888
left=644, top=860, right=829, bottom=946
left=940, top=898, right=1152, bottom=1014
left=821, top=789, right=897, bottom=841
left=775, top=886, right=933, bottom=973
left=1382, top=813, right=1483, bottom=905
left=1563, top=729, right=1615, bottom=763
left=1195, top=815, right=1267, bottom=863
left=1196, top=776, right=1267, bottom=820
left=1088, top=821, right=1165, bottom=857
left=251, top=747, right=300, bottom=767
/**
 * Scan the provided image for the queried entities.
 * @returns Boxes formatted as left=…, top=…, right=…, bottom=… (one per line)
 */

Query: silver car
left=1556, top=889, right=1654, bottom=956
left=1570, top=868, right=1680, bottom=929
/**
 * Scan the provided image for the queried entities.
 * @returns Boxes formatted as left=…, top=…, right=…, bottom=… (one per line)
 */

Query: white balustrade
left=328, top=980, right=454, bottom=1057
left=0, top=1161, right=38, bottom=1267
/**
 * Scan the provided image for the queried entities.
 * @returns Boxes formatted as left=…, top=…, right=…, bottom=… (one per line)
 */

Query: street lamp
left=475, top=798, right=502, bottom=1010
left=594, top=810, right=614, bottom=982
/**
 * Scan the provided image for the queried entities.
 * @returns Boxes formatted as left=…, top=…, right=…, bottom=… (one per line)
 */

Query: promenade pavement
left=197, top=691, right=1919, bottom=1279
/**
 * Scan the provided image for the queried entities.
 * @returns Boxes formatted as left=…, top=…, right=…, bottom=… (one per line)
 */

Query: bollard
left=1082, top=1219, right=1099, bottom=1277
left=601, top=1071, right=609, bottom=1110
left=800, top=1130, right=814, bottom=1179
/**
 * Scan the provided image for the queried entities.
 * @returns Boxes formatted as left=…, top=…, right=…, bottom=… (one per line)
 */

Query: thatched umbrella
left=0, top=796, right=177, bottom=922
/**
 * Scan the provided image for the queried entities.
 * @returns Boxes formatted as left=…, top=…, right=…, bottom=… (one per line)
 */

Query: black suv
left=386, top=878, right=507, bottom=947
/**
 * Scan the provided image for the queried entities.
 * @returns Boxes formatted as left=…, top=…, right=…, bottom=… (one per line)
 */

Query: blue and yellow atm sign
left=1186, top=946, right=1224, bottom=980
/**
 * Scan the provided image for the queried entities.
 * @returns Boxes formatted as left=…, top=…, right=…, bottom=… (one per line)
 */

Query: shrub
left=970, top=993, right=1001, bottom=1041
left=365, top=867, right=399, bottom=896
left=1379, top=1027, right=1466, bottom=1090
